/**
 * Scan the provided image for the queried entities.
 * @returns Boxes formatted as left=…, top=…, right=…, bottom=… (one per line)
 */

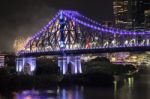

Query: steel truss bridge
left=16, top=10, right=150, bottom=75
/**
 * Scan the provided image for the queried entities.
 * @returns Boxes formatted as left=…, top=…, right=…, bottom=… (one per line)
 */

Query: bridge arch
left=24, top=63, right=31, bottom=75
left=16, top=57, right=36, bottom=75
left=67, top=62, right=73, bottom=74
left=58, top=56, right=82, bottom=75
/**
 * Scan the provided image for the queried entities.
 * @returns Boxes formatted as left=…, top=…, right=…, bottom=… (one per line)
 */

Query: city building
left=144, top=10, right=150, bottom=29
left=102, top=21, right=114, bottom=27
left=113, top=0, right=150, bottom=30
left=0, top=53, right=16, bottom=68
left=0, top=54, right=5, bottom=68
left=113, top=0, right=129, bottom=29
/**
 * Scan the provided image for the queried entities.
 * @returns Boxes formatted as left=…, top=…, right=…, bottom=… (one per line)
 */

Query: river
left=0, top=72, right=150, bottom=99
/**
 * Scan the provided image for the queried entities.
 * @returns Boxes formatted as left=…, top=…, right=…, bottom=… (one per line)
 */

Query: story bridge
left=16, top=10, right=150, bottom=75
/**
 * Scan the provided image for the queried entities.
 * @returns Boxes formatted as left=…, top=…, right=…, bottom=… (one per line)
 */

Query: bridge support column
left=58, top=56, right=82, bottom=75
left=16, top=57, right=36, bottom=75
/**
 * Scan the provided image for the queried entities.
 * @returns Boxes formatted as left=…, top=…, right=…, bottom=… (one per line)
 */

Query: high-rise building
left=113, top=0, right=150, bottom=30
left=113, top=0, right=129, bottom=29
left=144, top=0, right=150, bottom=30
left=0, top=53, right=16, bottom=68
left=0, top=54, right=5, bottom=68
left=102, top=21, right=113, bottom=27
left=145, top=10, right=150, bottom=29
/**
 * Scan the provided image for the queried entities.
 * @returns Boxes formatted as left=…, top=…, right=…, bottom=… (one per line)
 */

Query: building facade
left=113, top=0, right=129, bottom=29
left=0, top=54, right=5, bottom=68
left=0, top=53, right=16, bottom=68
left=113, top=0, right=150, bottom=30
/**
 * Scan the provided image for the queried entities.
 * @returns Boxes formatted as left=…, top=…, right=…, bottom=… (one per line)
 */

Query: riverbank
left=0, top=57, right=138, bottom=91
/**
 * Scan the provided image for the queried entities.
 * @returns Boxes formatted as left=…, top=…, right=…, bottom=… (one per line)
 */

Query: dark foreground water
left=1, top=73, right=150, bottom=99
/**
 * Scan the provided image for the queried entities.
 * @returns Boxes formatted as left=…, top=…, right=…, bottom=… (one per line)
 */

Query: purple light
left=63, top=11, right=150, bottom=35
left=18, top=10, right=150, bottom=54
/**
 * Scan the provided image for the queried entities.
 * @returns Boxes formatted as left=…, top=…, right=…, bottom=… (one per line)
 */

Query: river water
left=0, top=73, right=150, bottom=99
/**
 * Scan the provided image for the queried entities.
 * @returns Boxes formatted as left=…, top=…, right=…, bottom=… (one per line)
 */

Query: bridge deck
left=19, top=46, right=150, bottom=57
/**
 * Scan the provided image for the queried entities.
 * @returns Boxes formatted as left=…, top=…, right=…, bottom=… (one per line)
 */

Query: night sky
left=0, top=0, right=113, bottom=52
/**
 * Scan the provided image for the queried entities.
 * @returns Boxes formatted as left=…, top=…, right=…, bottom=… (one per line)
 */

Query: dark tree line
left=82, top=57, right=137, bottom=75
left=35, top=58, right=60, bottom=75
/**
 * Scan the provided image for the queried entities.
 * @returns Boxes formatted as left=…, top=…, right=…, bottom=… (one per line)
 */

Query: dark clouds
left=0, top=0, right=113, bottom=52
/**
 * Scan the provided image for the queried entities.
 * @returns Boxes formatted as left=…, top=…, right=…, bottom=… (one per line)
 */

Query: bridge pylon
left=58, top=56, right=82, bottom=75
left=16, top=57, right=36, bottom=75
left=57, top=11, right=82, bottom=75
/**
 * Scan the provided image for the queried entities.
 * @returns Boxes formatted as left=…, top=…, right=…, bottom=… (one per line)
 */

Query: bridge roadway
left=18, top=45, right=150, bottom=57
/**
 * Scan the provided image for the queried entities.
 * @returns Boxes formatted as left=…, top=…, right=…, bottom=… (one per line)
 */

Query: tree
left=35, top=58, right=59, bottom=75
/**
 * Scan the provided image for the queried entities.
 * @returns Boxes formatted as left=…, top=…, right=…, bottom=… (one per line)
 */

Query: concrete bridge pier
left=58, top=56, right=82, bottom=75
left=16, top=57, right=36, bottom=75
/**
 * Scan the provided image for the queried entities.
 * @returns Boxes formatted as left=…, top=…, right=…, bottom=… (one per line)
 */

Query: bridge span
left=16, top=10, right=150, bottom=75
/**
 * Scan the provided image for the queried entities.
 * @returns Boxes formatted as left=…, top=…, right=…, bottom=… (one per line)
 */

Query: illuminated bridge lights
left=19, top=45, right=150, bottom=55
left=17, top=10, right=150, bottom=56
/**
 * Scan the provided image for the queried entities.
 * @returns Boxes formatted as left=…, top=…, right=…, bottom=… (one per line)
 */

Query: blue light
left=60, top=41, right=65, bottom=48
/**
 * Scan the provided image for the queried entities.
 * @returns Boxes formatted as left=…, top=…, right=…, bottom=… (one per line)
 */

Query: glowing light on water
left=24, top=95, right=32, bottom=99
left=113, top=80, right=117, bottom=92
left=128, top=77, right=134, bottom=88
left=113, top=80, right=118, bottom=99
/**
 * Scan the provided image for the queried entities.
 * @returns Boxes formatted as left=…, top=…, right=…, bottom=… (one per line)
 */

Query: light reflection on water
left=114, top=74, right=150, bottom=99
left=13, top=86, right=84, bottom=99
left=114, top=77, right=134, bottom=99
left=2, top=75, right=150, bottom=99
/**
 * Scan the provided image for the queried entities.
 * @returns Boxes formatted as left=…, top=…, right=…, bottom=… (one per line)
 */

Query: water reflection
left=113, top=80, right=117, bottom=99
left=16, top=90, right=55, bottom=99
left=13, top=86, right=83, bottom=99
left=128, top=77, right=134, bottom=88
left=2, top=74, right=150, bottom=99
left=58, top=86, right=83, bottom=99
left=113, top=77, right=134, bottom=99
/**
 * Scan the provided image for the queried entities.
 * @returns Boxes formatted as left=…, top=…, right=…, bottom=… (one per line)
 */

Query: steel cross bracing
left=17, top=10, right=150, bottom=56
